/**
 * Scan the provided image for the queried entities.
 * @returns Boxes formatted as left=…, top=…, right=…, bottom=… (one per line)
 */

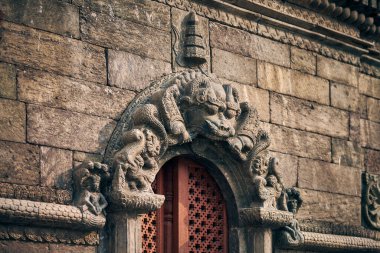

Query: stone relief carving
left=73, top=161, right=110, bottom=216
left=363, top=172, right=380, bottom=230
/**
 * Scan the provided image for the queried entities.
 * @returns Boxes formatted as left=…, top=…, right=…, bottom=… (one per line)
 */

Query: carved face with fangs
left=180, top=77, right=240, bottom=140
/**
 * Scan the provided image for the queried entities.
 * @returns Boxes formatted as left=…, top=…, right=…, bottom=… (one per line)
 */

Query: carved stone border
left=278, top=231, right=380, bottom=251
left=160, top=0, right=372, bottom=66
left=0, top=198, right=105, bottom=230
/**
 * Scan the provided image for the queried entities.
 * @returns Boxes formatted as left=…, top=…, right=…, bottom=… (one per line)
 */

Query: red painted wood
left=141, top=158, right=228, bottom=253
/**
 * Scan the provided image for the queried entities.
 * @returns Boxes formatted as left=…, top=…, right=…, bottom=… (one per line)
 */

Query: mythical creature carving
left=363, top=172, right=380, bottom=230
left=73, top=161, right=110, bottom=216
left=109, top=70, right=262, bottom=197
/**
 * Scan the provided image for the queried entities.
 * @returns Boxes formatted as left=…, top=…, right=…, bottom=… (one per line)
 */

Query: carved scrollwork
left=363, top=172, right=380, bottom=230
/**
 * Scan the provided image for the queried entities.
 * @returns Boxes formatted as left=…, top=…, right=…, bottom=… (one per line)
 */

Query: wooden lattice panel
left=188, top=166, right=227, bottom=253
left=142, top=181, right=158, bottom=253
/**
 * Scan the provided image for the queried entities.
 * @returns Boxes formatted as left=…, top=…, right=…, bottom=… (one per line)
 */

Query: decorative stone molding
left=363, top=172, right=380, bottom=230
left=0, top=198, right=105, bottom=230
left=0, top=225, right=99, bottom=246
left=239, top=207, right=294, bottom=228
left=160, top=0, right=366, bottom=66
left=278, top=231, right=380, bottom=251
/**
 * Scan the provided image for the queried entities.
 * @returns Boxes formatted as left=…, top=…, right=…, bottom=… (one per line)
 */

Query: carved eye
left=225, top=109, right=236, bottom=119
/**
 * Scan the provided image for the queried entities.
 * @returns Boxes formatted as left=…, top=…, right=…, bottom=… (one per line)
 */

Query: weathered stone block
left=359, top=95, right=368, bottom=119
left=296, top=189, right=361, bottom=226
left=271, top=93, right=349, bottom=138
left=212, top=48, right=257, bottom=85
left=258, top=62, right=329, bottom=105
left=40, top=147, right=73, bottom=190
left=80, top=0, right=170, bottom=31
left=0, top=63, right=16, bottom=99
left=367, top=97, right=380, bottom=123
left=73, top=151, right=103, bottom=163
left=268, top=151, right=298, bottom=188
left=0, top=141, right=40, bottom=185
left=365, top=149, right=380, bottom=175
left=262, top=123, right=331, bottom=161
left=49, top=244, right=97, bottom=253
left=360, top=119, right=380, bottom=150
left=332, top=139, right=363, bottom=168
left=330, top=82, right=360, bottom=112
left=27, top=105, right=116, bottom=153
left=210, top=22, right=290, bottom=67
left=299, top=158, right=361, bottom=196
left=81, top=10, right=170, bottom=62
left=229, top=82, right=269, bottom=122
left=349, top=113, right=361, bottom=142
left=317, top=56, right=359, bottom=87
left=290, top=47, right=316, bottom=75
left=108, top=50, right=171, bottom=91
left=0, top=0, right=79, bottom=38
left=0, top=99, right=26, bottom=142
left=18, top=69, right=135, bottom=119
left=359, top=73, right=380, bottom=99
left=0, top=22, right=106, bottom=84
left=0, top=241, right=49, bottom=253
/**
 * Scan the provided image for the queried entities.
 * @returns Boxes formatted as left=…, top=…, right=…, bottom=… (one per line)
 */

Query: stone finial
left=183, top=11, right=207, bottom=65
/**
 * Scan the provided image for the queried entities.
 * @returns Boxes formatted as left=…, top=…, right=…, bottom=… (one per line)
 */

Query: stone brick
left=81, top=10, right=170, bottom=62
left=229, top=82, right=269, bottom=122
left=271, top=93, right=349, bottom=138
left=258, top=62, right=329, bottom=105
left=80, top=0, right=170, bottom=31
left=0, top=99, right=26, bottom=142
left=365, top=149, right=380, bottom=175
left=0, top=22, right=106, bottom=84
left=296, top=189, right=361, bottom=226
left=330, top=82, right=360, bottom=112
left=360, top=119, right=380, bottom=150
left=0, top=63, right=16, bottom=99
left=349, top=113, right=361, bottom=142
left=49, top=244, right=97, bottom=253
left=27, top=105, right=116, bottom=153
left=210, top=22, right=290, bottom=67
left=263, top=123, right=331, bottom=161
left=359, top=73, right=380, bottom=99
left=212, top=48, right=257, bottom=85
left=367, top=97, right=380, bottom=123
left=268, top=151, right=298, bottom=188
left=0, top=241, right=49, bottom=253
left=359, top=95, right=368, bottom=119
left=40, top=147, right=73, bottom=190
left=317, top=56, right=359, bottom=87
left=73, top=151, right=103, bottom=163
left=0, top=141, right=40, bottom=185
left=332, top=139, right=363, bottom=168
left=18, top=69, right=135, bottom=119
left=0, top=0, right=79, bottom=38
left=290, top=47, right=316, bottom=75
left=299, top=158, right=361, bottom=196
left=108, top=50, right=171, bottom=91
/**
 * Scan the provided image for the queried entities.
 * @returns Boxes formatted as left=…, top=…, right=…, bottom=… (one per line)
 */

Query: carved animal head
left=177, top=74, right=239, bottom=140
left=250, top=155, right=269, bottom=177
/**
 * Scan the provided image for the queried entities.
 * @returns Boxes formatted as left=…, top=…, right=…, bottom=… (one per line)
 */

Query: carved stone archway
left=98, top=70, right=302, bottom=253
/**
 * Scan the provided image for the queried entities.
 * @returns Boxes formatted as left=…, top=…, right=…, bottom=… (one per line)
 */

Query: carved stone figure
left=73, top=161, right=110, bottom=216
left=364, top=172, right=380, bottom=230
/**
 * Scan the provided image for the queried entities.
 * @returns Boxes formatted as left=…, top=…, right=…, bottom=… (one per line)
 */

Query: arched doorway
left=142, top=157, right=228, bottom=253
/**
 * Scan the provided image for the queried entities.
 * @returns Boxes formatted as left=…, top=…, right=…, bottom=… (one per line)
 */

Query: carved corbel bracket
left=239, top=207, right=294, bottom=228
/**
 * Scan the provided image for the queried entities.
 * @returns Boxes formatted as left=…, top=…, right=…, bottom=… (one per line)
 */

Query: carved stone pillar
left=252, top=228, right=272, bottom=253
left=108, top=212, right=142, bottom=253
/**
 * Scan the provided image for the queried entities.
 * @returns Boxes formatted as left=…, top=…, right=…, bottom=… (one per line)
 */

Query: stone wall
left=0, top=0, right=379, bottom=252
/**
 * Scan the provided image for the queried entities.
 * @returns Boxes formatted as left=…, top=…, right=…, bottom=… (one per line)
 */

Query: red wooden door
left=141, top=158, right=228, bottom=253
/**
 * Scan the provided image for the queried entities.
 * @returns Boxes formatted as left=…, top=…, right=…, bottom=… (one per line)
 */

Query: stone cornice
left=164, top=0, right=377, bottom=65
